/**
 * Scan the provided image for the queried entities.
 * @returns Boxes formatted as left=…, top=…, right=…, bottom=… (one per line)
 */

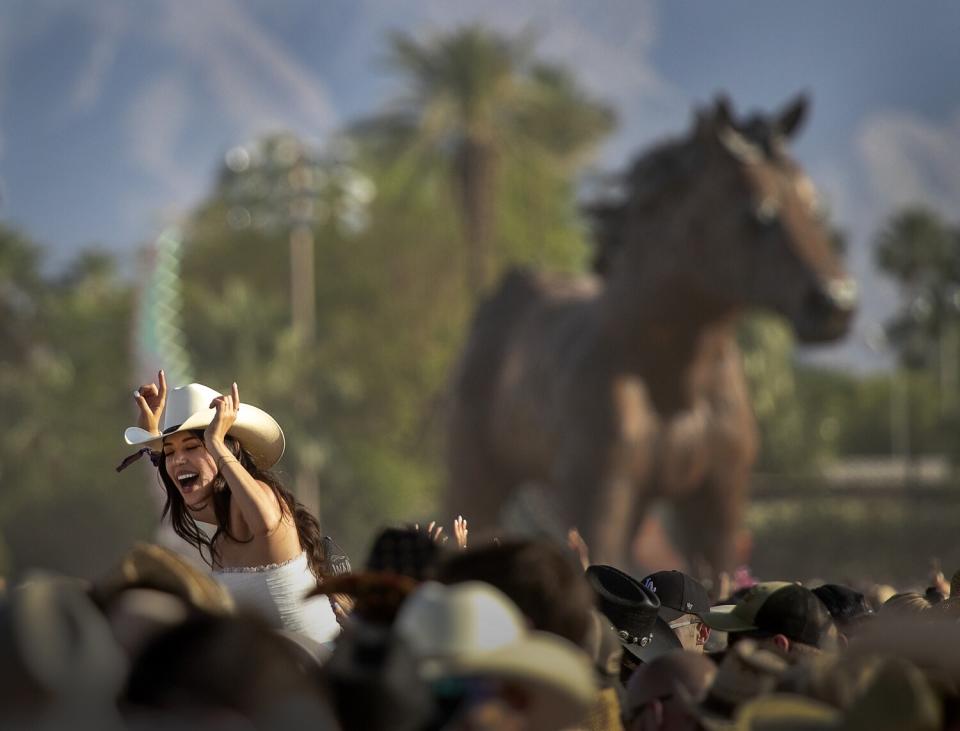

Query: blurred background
left=1, top=0, right=959, bottom=585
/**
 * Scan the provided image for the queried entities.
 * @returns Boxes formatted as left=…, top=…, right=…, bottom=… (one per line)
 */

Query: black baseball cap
left=700, top=582, right=836, bottom=649
left=811, top=584, right=872, bottom=626
left=640, top=570, right=711, bottom=622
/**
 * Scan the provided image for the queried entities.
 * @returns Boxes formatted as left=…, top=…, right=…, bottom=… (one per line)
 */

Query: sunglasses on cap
left=668, top=617, right=702, bottom=630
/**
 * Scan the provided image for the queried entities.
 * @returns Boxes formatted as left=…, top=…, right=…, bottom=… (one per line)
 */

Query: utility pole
left=221, top=133, right=374, bottom=523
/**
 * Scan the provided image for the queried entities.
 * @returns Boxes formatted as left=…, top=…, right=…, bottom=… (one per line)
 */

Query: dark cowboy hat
left=585, top=565, right=682, bottom=665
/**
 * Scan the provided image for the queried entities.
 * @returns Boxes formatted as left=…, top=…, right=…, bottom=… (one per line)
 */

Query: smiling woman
left=118, top=371, right=340, bottom=645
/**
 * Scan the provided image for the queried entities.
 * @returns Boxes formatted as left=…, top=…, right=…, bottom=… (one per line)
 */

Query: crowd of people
left=5, top=520, right=960, bottom=730
left=3, top=375, right=960, bottom=729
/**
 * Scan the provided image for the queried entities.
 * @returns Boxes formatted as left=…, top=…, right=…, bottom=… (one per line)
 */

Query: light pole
left=865, top=324, right=910, bottom=483
left=220, top=133, right=374, bottom=520
left=938, top=285, right=960, bottom=417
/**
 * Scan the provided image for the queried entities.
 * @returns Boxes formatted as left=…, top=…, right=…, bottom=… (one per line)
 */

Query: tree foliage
left=0, top=225, right=155, bottom=578
left=875, top=207, right=960, bottom=369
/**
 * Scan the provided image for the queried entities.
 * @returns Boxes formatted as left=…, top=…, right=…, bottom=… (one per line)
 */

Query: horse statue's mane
left=590, top=96, right=806, bottom=274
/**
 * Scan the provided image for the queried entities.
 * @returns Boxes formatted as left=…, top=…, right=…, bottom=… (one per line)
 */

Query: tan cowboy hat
left=394, top=581, right=596, bottom=731
left=93, top=542, right=236, bottom=616
left=687, top=639, right=789, bottom=730
left=733, top=657, right=942, bottom=731
left=124, top=383, right=285, bottom=468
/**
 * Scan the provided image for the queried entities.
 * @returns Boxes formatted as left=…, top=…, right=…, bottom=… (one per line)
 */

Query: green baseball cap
left=700, top=582, right=836, bottom=649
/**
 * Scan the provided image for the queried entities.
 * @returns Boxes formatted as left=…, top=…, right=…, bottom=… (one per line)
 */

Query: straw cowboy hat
left=689, top=638, right=789, bottom=730
left=732, top=657, right=942, bottom=731
left=394, top=581, right=596, bottom=731
left=93, top=542, right=236, bottom=616
left=0, top=574, right=128, bottom=709
left=123, top=383, right=285, bottom=468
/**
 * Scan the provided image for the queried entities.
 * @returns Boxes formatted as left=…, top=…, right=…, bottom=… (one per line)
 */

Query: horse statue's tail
left=445, top=269, right=544, bottom=530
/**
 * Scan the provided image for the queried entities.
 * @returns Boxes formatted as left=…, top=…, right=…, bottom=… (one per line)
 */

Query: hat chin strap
left=116, top=447, right=161, bottom=472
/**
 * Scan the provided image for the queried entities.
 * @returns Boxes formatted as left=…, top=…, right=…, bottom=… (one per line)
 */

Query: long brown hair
left=157, top=431, right=327, bottom=582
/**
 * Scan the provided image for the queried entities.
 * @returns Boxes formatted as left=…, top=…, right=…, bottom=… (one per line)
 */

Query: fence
left=747, top=472, right=960, bottom=586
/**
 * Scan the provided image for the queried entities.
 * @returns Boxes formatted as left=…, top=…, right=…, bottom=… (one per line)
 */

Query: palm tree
left=875, top=207, right=960, bottom=369
left=361, top=25, right=615, bottom=297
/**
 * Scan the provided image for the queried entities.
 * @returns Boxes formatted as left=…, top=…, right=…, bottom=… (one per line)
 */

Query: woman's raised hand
left=134, top=370, right=167, bottom=435
left=205, top=382, right=239, bottom=450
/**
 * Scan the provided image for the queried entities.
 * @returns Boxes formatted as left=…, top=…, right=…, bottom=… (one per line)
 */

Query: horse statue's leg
left=672, top=447, right=754, bottom=592
left=445, top=404, right=510, bottom=538
left=556, top=438, right=653, bottom=570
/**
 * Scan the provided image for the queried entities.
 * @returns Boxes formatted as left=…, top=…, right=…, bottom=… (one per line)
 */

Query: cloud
left=124, top=74, right=195, bottom=198
left=68, top=1, right=129, bottom=114
left=799, top=157, right=899, bottom=370
left=857, top=108, right=960, bottom=219
left=55, top=0, right=341, bottom=227
left=155, top=0, right=338, bottom=139
left=0, top=12, right=13, bottom=159
left=799, top=107, right=960, bottom=370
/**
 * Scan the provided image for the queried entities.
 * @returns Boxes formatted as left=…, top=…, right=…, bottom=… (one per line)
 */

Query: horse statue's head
left=592, top=94, right=856, bottom=342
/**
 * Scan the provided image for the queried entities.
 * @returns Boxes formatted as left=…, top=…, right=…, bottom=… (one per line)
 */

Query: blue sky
left=1, top=0, right=959, bottom=368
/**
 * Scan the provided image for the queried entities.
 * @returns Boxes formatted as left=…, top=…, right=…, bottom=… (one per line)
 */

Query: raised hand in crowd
left=133, top=369, right=167, bottom=435
left=414, top=520, right=447, bottom=544
left=930, top=557, right=950, bottom=599
left=330, top=593, right=355, bottom=627
left=453, top=515, right=468, bottom=550
left=567, top=527, right=590, bottom=570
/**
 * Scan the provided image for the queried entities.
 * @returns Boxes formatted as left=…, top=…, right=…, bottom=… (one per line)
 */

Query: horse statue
left=445, top=95, right=856, bottom=577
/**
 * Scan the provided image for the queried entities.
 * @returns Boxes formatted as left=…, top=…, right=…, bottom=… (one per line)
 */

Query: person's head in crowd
left=579, top=609, right=626, bottom=731
left=323, top=620, right=435, bottom=731
left=581, top=608, right=624, bottom=688
left=585, top=565, right=682, bottom=683
left=730, top=693, right=839, bottom=730
left=838, top=657, right=944, bottom=731
left=0, top=575, right=127, bottom=727
left=931, top=595, right=960, bottom=621
left=880, top=591, right=933, bottom=619
left=950, top=568, right=960, bottom=599
left=736, top=657, right=943, bottom=731
left=925, top=585, right=946, bottom=604
left=103, top=588, right=195, bottom=661
left=366, top=526, right=446, bottom=582
left=689, top=638, right=788, bottom=728
left=394, top=581, right=596, bottom=731
left=123, top=613, right=335, bottom=728
left=91, top=543, right=238, bottom=658
left=699, top=581, right=837, bottom=655
left=438, top=539, right=594, bottom=646
left=866, top=583, right=897, bottom=611
left=621, top=650, right=716, bottom=731
left=92, top=542, right=235, bottom=616
left=779, top=650, right=912, bottom=717
left=309, top=571, right=418, bottom=627
left=811, top=583, right=874, bottom=643
left=641, top=570, right=712, bottom=652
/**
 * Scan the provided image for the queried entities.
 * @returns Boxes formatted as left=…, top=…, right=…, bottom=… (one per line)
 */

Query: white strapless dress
left=214, top=551, right=340, bottom=646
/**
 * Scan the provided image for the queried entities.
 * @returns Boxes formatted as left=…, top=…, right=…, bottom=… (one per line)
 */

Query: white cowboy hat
left=123, top=383, right=285, bottom=468
left=394, top=581, right=596, bottom=730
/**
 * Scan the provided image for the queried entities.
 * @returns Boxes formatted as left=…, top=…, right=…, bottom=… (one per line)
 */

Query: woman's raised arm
left=203, top=382, right=285, bottom=537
